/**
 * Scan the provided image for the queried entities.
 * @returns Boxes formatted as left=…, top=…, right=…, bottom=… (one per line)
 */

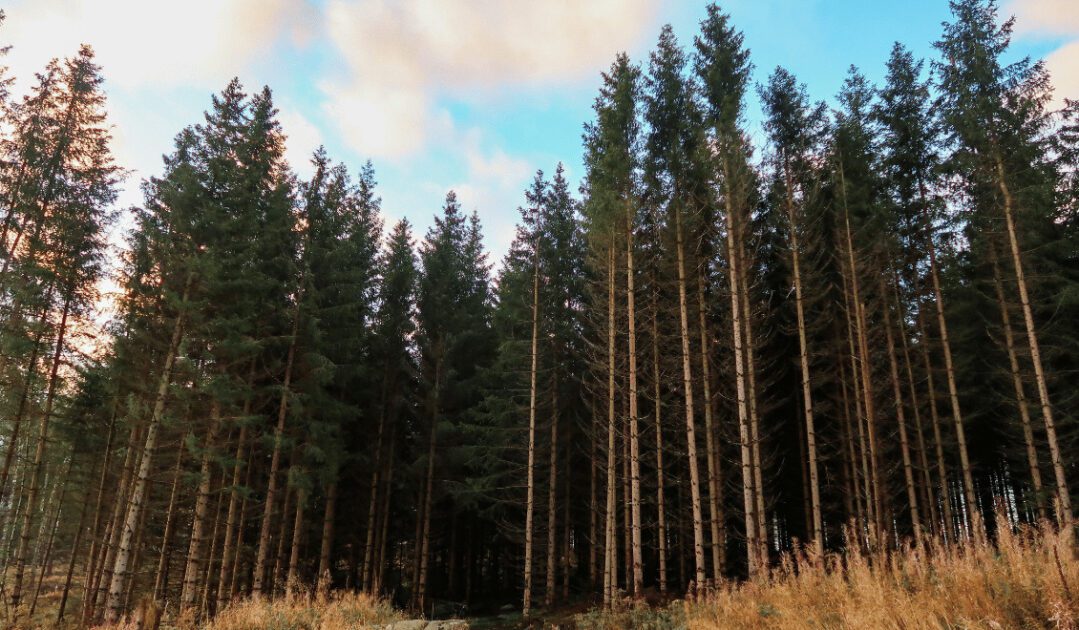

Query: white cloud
left=448, top=128, right=534, bottom=261
left=1008, top=0, right=1079, bottom=109
left=1008, top=0, right=1079, bottom=37
left=321, top=0, right=658, bottom=159
left=3, top=0, right=303, bottom=92
left=1045, top=40, right=1079, bottom=108
left=279, top=108, right=325, bottom=179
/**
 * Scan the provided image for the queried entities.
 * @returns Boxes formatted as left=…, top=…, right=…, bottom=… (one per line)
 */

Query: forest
left=0, top=0, right=1076, bottom=628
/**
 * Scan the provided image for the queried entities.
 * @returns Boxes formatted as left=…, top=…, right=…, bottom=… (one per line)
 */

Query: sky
left=3, top=0, right=1077, bottom=267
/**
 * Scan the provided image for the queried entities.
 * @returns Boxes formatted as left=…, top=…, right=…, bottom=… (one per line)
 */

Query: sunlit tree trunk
left=104, top=276, right=191, bottom=624
left=993, top=155, right=1071, bottom=527
left=674, top=206, right=706, bottom=587
left=988, top=243, right=1045, bottom=520
left=523, top=245, right=539, bottom=615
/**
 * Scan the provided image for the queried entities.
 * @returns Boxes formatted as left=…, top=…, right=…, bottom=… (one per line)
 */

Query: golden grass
left=198, top=592, right=405, bottom=630
left=684, top=522, right=1077, bottom=629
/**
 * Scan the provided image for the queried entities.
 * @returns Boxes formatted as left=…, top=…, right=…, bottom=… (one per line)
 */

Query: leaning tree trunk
left=988, top=243, right=1045, bottom=520
left=9, top=295, right=71, bottom=618
left=919, top=180, right=977, bottom=535
left=153, top=436, right=187, bottom=602
left=103, top=277, right=190, bottom=624
left=993, top=154, right=1071, bottom=527
left=881, top=278, right=923, bottom=548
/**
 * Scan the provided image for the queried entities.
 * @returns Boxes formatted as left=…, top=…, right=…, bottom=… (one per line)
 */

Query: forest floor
left=5, top=522, right=1077, bottom=629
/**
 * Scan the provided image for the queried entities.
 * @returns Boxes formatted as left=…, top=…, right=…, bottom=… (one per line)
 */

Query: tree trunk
left=216, top=368, right=255, bottom=609
left=602, top=245, right=618, bottom=607
left=993, top=154, right=1071, bottom=527
left=545, top=382, right=559, bottom=606
left=103, top=276, right=190, bottom=624
left=181, top=400, right=223, bottom=614
left=253, top=296, right=302, bottom=595
left=674, top=207, right=706, bottom=588
left=651, top=299, right=667, bottom=593
left=9, top=295, right=71, bottom=617
left=416, top=358, right=441, bottom=612
left=523, top=246, right=539, bottom=615
left=697, top=271, right=724, bottom=579
left=317, top=481, right=338, bottom=594
left=625, top=201, right=643, bottom=596
left=919, top=180, right=977, bottom=534
left=154, top=435, right=187, bottom=602
left=917, top=308, right=955, bottom=543
left=881, top=278, right=923, bottom=547
left=988, top=243, right=1045, bottom=520
left=286, top=487, right=305, bottom=598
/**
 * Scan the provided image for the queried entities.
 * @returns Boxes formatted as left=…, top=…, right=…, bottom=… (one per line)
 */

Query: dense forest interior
left=0, top=0, right=1076, bottom=626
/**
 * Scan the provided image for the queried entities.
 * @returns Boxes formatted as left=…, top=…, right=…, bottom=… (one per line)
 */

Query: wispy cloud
left=1007, top=0, right=1079, bottom=107
left=4, top=0, right=307, bottom=91
left=321, top=0, right=659, bottom=159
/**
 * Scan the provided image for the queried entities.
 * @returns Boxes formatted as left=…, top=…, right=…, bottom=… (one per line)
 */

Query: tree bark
left=993, top=154, right=1071, bottom=527
left=919, top=180, right=977, bottom=534
left=103, top=275, right=190, bottom=624
left=988, top=243, right=1045, bottom=520
left=651, top=298, right=668, bottom=592
left=602, top=245, right=618, bottom=607
left=181, top=400, right=223, bottom=614
left=697, top=271, right=724, bottom=579
left=674, top=206, right=706, bottom=588
left=154, top=435, right=187, bottom=602
left=624, top=201, right=643, bottom=596
left=545, top=382, right=559, bottom=606
left=253, top=295, right=302, bottom=595
left=523, top=245, right=539, bottom=615
left=9, top=295, right=71, bottom=616
left=881, top=278, right=923, bottom=547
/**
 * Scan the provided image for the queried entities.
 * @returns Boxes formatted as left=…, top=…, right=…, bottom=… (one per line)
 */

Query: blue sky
left=5, top=0, right=1077, bottom=266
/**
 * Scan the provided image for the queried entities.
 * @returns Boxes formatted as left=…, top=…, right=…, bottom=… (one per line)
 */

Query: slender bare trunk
left=523, top=246, right=539, bottom=615
left=919, top=180, right=976, bottom=533
left=651, top=301, right=667, bottom=592
left=416, top=359, right=441, bottom=612
left=674, top=207, right=706, bottom=587
left=696, top=271, right=723, bottom=579
left=253, top=296, right=302, bottom=595
left=317, top=481, right=337, bottom=594
left=545, top=383, right=559, bottom=606
left=988, top=243, right=1045, bottom=520
left=918, top=308, right=954, bottom=543
left=181, top=400, right=223, bottom=614
left=286, top=487, right=305, bottom=597
left=624, top=202, right=643, bottom=595
left=602, top=245, right=618, bottom=606
left=881, top=279, right=923, bottom=547
left=993, top=155, right=1071, bottom=527
left=153, top=436, right=187, bottom=602
left=9, top=296, right=71, bottom=616
left=104, top=277, right=190, bottom=624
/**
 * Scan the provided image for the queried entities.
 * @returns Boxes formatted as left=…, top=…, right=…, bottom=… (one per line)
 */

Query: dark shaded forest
left=0, top=0, right=1076, bottom=627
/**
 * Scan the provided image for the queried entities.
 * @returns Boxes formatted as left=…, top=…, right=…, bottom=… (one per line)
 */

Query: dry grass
left=683, top=522, right=1077, bottom=629
left=87, top=591, right=404, bottom=630
left=198, top=592, right=405, bottom=630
